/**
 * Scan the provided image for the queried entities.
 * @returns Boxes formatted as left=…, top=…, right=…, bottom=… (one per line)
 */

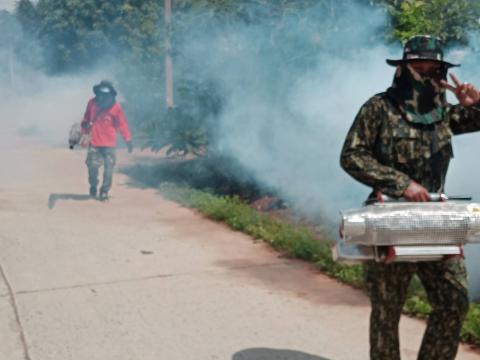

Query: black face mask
left=387, top=64, right=447, bottom=125
left=96, top=93, right=116, bottom=111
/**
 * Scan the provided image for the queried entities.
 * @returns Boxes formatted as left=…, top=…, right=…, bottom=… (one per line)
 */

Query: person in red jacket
left=81, top=80, right=133, bottom=201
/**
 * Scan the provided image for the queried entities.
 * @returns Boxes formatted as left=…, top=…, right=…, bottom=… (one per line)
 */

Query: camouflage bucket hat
left=386, top=35, right=459, bottom=68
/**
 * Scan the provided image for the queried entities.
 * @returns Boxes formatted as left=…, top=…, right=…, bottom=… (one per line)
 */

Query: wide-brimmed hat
left=386, top=35, right=459, bottom=68
left=93, top=80, right=117, bottom=96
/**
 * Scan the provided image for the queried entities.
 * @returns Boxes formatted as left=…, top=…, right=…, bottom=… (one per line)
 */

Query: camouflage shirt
left=340, top=93, right=480, bottom=197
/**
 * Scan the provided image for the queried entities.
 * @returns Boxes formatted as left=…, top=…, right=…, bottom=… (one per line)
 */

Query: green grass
left=159, top=182, right=480, bottom=346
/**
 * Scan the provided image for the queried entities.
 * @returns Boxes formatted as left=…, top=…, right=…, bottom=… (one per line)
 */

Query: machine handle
left=365, top=193, right=472, bottom=205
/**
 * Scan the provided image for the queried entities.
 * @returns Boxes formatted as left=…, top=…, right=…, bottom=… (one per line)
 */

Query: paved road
left=0, top=138, right=479, bottom=360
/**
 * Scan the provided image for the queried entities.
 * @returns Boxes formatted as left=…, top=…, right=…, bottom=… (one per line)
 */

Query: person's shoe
left=89, top=187, right=97, bottom=198
left=99, top=192, right=109, bottom=202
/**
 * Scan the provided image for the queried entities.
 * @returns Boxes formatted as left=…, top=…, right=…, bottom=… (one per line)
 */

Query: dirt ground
left=0, top=136, right=479, bottom=360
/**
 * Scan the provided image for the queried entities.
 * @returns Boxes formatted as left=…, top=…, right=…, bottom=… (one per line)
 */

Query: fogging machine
left=333, top=193, right=480, bottom=263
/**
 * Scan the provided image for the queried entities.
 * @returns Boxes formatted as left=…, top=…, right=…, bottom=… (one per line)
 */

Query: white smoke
left=177, top=3, right=395, bottom=218
left=175, top=3, right=480, bottom=297
left=0, top=57, right=115, bottom=149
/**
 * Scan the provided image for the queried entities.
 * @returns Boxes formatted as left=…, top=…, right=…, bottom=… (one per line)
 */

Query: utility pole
left=165, top=0, right=174, bottom=109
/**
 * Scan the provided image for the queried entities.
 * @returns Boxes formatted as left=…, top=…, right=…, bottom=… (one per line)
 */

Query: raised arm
left=442, top=73, right=480, bottom=134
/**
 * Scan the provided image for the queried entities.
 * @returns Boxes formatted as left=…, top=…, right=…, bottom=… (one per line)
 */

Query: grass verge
left=159, top=182, right=480, bottom=346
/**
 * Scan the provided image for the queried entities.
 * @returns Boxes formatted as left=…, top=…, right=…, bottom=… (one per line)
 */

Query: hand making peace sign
left=441, top=73, right=480, bottom=106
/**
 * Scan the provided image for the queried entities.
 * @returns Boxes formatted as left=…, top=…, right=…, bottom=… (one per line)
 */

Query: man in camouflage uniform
left=81, top=80, right=133, bottom=201
left=340, top=35, right=480, bottom=360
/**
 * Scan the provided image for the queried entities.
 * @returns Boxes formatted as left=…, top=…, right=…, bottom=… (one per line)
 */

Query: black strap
left=431, top=123, right=446, bottom=193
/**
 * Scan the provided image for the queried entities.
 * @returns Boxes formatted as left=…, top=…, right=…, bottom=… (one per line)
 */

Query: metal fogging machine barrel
left=333, top=194, right=480, bottom=263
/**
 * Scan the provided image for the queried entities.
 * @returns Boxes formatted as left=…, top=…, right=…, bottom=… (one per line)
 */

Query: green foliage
left=175, top=0, right=321, bottom=23
left=390, top=0, right=480, bottom=46
left=16, top=0, right=163, bottom=73
left=138, top=79, right=223, bottom=157
left=9, top=1, right=44, bottom=70
left=0, top=10, right=22, bottom=85
left=404, top=295, right=431, bottom=317
left=15, top=0, right=38, bottom=35
left=0, top=10, right=20, bottom=47
left=139, top=108, right=208, bottom=156
left=462, top=304, right=480, bottom=345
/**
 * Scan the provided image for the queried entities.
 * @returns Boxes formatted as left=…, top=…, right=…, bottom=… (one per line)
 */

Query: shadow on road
left=232, top=348, right=332, bottom=360
left=48, top=193, right=92, bottom=209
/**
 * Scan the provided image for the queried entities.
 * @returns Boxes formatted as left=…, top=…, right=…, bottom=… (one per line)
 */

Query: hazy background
left=1, top=0, right=479, bottom=297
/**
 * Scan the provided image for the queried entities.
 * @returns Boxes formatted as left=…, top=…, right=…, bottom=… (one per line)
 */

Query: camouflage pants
left=85, top=146, right=116, bottom=194
left=365, top=259, right=469, bottom=360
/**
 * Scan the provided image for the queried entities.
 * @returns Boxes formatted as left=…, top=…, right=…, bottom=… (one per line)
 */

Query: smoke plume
left=175, top=3, right=393, bottom=218
left=172, top=2, right=480, bottom=297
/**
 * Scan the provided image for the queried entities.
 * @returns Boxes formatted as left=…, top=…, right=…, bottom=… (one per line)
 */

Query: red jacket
left=81, top=98, right=132, bottom=147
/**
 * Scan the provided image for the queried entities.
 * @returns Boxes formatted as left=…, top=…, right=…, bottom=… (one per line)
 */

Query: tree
left=15, top=0, right=164, bottom=73
left=0, top=10, right=24, bottom=87
left=15, top=0, right=39, bottom=35
left=388, top=0, right=480, bottom=46
left=0, top=10, right=20, bottom=46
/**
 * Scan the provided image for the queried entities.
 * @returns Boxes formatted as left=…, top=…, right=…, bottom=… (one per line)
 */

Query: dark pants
left=365, top=259, right=469, bottom=360
left=85, top=146, right=116, bottom=194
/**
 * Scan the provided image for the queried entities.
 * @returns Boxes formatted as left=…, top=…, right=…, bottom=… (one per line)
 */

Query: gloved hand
left=69, top=144, right=74, bottom=150
left=127, top=142, right=133, bottom=154
left=402, top=181, right=431, bottom=202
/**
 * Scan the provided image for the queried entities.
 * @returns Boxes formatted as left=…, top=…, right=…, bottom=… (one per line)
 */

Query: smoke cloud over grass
left=174, top=2, right=395, bottom=218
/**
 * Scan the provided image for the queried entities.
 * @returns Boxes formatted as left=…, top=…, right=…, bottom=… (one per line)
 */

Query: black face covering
left=386, top=63, right=448, bottom=125
left=96, top=93, right=116, bottom=111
